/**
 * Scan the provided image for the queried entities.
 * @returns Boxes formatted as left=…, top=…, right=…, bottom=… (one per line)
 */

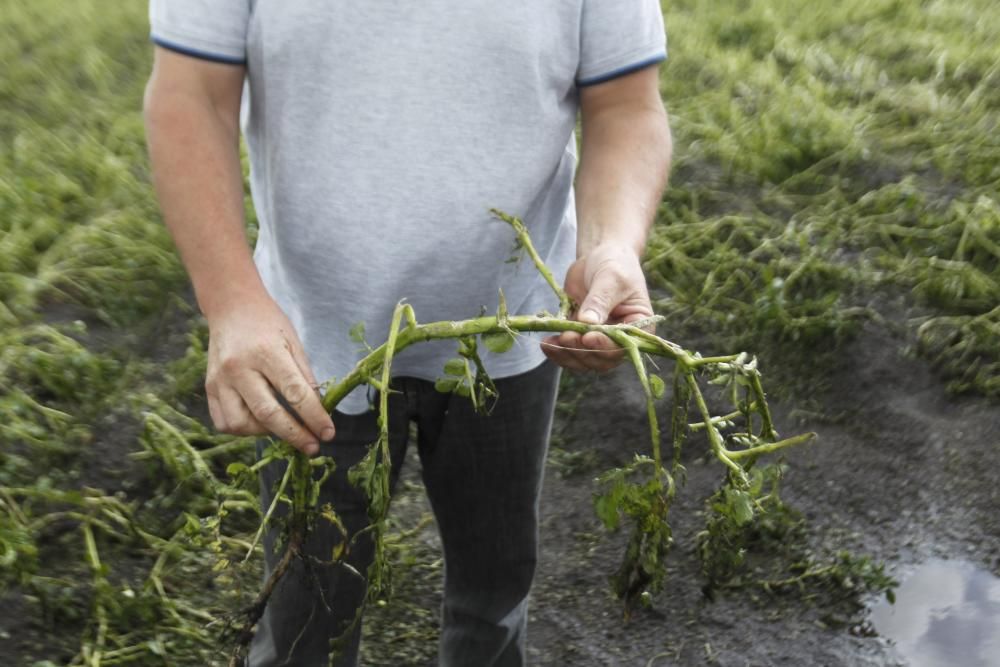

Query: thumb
left=577, top=270, right=624, bottom=325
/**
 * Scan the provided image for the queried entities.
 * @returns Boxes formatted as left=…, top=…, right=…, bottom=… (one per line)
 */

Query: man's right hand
left=143, top=47, right=332, bottom=455
left=204, top=295, right=334, bottom=456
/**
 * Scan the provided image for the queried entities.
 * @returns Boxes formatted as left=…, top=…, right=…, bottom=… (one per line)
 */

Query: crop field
left=1, top=1, right=999, bottom=666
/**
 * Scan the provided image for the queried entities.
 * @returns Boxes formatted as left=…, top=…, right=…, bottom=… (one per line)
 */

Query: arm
left=144, top=48, right=334, bottom=454
left=543, top=65, right=673, bottom=372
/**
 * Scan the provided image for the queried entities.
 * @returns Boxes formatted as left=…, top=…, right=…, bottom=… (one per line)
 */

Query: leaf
left=729, top=489, right=755, bottom=526
left=435, top=378, right=459, bottom=393
left=594, top=493, right=621, bottom=530
left=319, top=504, right=347, bottom=535
left=649, top=374, right=666, bottom=399
left=482, top=330, right=515, bottom=354
left=443, top=358, right=467, bottom=376
left=226, top=462, right=248, bottom=477
left=349, top=321, right=366, bottom=344
left=458, top=336, right=477, bottom=357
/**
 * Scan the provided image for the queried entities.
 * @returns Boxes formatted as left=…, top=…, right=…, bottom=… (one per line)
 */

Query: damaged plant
left=224, top=210, right=816, bottom=663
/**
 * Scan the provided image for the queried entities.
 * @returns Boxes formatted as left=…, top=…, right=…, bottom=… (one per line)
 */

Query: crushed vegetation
left=1, top=0, right=998, bottom=664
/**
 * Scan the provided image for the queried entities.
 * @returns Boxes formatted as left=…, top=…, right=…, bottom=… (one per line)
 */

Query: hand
left=204, top=294, right=335, bottom=455
left=542, top=242, right=654, bottom=373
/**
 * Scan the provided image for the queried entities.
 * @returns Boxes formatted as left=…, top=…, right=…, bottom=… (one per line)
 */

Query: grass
left=1, top=0, right=998, bottom=664
left=649, top=0, right=1000, bottom=393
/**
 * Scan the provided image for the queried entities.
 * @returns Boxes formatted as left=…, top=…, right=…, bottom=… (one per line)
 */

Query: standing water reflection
left=869, top=559, right=1000, bottom=667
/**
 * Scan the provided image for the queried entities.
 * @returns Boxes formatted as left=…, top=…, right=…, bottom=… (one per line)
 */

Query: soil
left=362, top=310, right=1000, bottom=666
left=2, top=299, right=998, bottom=667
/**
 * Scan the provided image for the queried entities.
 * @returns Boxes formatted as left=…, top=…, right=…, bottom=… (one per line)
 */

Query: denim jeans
left=248, top=360, right=561, bottom=666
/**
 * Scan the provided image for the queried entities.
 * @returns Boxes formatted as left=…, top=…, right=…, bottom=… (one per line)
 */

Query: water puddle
left=869, top=558, right=1000, bottom=667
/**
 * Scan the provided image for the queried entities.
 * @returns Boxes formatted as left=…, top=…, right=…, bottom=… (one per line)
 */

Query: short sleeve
left=149, top=0, right=250, bottom=64
left=577, top=0, right=667, bottom=86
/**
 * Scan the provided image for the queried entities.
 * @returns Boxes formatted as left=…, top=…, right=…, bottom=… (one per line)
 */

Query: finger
left=262, top=350, right=336, bottom=443
left=541, top=335, right=590, bottom=372
left=216, top=385, right=267, bottom=436
left=553, top=330, right=619, bottom=372
left=581, top=331, right=621, bottom=352
left=558, top=330, right=585, bottom=350
left=571, top=331, right=622, bottom=372
left=207, top=392, right=227, bottom=433
left=579, top=348, right=625, bottom=373
left=237, top=371, right=320, bottom=455
left=561, top=347, right=616, bottom=374
left=578, top=268, right=629, bottom=325
left=284, top=335, right=321, bottom=388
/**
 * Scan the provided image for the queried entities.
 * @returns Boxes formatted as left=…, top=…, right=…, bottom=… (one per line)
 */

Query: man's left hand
left=542, top=242, right=654, bottom=373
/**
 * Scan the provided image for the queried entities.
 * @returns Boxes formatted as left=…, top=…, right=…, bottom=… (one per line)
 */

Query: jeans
left=248, top=360, right=561, bottom=666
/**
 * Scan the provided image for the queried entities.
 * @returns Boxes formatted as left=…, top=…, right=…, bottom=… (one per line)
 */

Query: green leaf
left=226, top=462, right=248, bottom=477
left=730, top=489, right=755, bottom=526
left=458, top=336, right=478, bottom=357
left=594, top=493, right=621, bottom=530
left=435, top=378, right=459, bottom=393
left=349, top=321, right=366, bottom=344
left=649, top=374, right=666, bottom=399
left=443, top=358, right=467, bottom=376
left=482, top=330, right=515, bottom=354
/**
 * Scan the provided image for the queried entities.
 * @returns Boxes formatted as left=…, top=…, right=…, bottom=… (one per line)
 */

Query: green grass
left=1, top=0, right=999, bottom=664
left=647, top=0, right=1000, bottom=393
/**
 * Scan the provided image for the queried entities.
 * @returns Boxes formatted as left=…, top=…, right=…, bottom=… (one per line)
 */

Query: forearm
left=575, top=99, right=672, bottom=257
left=144, top=84, right=264, bottom=321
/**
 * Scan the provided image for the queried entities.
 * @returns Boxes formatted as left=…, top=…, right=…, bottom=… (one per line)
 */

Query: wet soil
left=362, top=313, right=1000, bottom=666
left=2, top=301, right=998, bottom=666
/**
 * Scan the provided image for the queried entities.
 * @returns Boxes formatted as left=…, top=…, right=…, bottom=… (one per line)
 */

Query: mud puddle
left=870, top=559, right=1000, bottom=667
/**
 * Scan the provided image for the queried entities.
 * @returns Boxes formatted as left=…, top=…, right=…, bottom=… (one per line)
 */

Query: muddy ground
left=1, top=300, right=997, bottom=667
left=360, top=309, right=1000, bottom=666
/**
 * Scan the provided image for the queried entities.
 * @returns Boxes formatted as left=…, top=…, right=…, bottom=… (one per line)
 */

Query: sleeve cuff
left=151, top=34, right=246, bottom=65
left=577, top=52, right=666, bottom=87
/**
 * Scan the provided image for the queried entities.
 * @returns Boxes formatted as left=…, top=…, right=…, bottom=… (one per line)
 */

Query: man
left=144, top=2, right=671, bottom=665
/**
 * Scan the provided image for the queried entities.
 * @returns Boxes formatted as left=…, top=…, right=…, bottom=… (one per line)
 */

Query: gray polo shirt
left=150, top=1, right=666, bottom=414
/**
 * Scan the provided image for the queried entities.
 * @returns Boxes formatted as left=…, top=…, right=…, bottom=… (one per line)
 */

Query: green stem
left=490, top=209, right=574, bottom=317
left=621, top=337, right=662, bottom=468
left=686, top=374, right=746, bottom=481
left=244, top=460, right=294, bottom=562
left=364, top=301, right=408, bottom=595
left=82, top=523, right=108, bottom=667
left=689, top=354, right=742, bottom=367
left=198, top=439, right=254, bottom=459
left=688, top=406, right=755, bottom=432
left=143, top=412, right=223, bottom=492
left=322, top=315, right=687, bottom=411
left=725, top=432, right=816, bottom=460
left=748, top=372, right=778, bottom=440
left=669, top=362, right=691, bottom=479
